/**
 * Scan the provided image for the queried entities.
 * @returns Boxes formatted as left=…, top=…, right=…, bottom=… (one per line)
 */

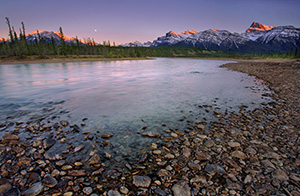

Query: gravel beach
left=0, top=60, right=299, bottom=196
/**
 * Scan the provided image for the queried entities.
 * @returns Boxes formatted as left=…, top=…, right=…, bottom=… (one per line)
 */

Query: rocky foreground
left=0, top=60, right=299, bottom=196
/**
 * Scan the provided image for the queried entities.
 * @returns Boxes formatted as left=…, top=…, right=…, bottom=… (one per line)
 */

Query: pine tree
left=59, top=27, right=66, bottom=55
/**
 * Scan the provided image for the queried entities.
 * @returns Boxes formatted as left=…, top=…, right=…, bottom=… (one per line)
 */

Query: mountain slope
left=125, top=22, right=300, bottom=53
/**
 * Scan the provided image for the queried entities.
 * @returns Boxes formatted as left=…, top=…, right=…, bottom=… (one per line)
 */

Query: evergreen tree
left=59, top=27, right=66, bottom=55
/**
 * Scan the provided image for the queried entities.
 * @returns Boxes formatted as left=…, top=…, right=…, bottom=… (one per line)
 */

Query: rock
left=204, top=164, right=225, bottom=174
left=232, top=150, right=247, bottom=159
left=265, top=152, right=281, bottom=160
left=153, top=150, right=162, bottom=155
left=171, top=133, right=178, bottom=138
left=61, top=165, right=73, bottom=170
left=182, top=147, right=191, bottom=158
left=165, top=153, right=175, bottom=159
left=88, top=154, right=100, bottom=165
left=228, top=141, right=241, bottom=148
left=1, top=133, right=19, bottom=142
left=68, top=170, right=86, bottom=177
left=55, top=160, right=66, bottom=167
left=83, top=187, right=93, bottom=195
left=195, top=151, right=211, bottom=161
left=157, top=169, right=171, bottom=177
left=188, top=162, right=201, bottom=171
left=3, top=188, right=20, bottom=196
left=119, top=186, right=129, bottom=194
left=0, top=183, right=11, bottom=194
left=190, top=176, right=208, bottom=187
left=43, top=138, right=56, bottom=150
left=154, top=188, right=167, bottom=196
left=261, top=159, right=276, bottom=169
left=101, top=133, right=113, bottom=139
left=74, top=145, right=85, bottom=153
left=245, top=147, right=257, bottom=155
left=108, top=190, right=121, bottom=196
left=60, top=120, right=69, bottom=127
left=22, top=182, right=44, bottom=196
left=132, top=176, right=151, bottom=188
left=172, top=180, right=191, bottom=196
left=204, top=139, right=215, bottom=148
left=244, top=175, right=252, bottom=184
left=197, top=125, right=205, bottom=131
left=142, top=131, right=160, bottom=138
left=27, top=172, right=41, bottom=184
left=151, top=143, right=158, bottom=150
left=42, top=174, right=58, bottom=187
left=64, top=192, right=73, bottom=196
left=272, top=169, right=289, bottom=181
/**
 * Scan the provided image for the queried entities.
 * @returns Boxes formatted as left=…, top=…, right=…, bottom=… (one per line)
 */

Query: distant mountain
left=25, top=30, right=80, bottom=45
left=1, top=30, right=82, bottom=45
left=121, top=41, right=152, bottom=47
left=123, top=22, right=300, bottom=53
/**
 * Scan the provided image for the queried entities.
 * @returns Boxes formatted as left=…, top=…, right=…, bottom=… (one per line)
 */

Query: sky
left=0, top=0, right=299, bottom=45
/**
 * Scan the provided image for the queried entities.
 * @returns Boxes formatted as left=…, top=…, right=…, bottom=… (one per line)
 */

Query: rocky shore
left=0, top=60, right=299, bottom=196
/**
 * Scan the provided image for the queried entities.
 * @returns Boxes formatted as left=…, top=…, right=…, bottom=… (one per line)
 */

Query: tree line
left=1, top=18, right=299, bottom=60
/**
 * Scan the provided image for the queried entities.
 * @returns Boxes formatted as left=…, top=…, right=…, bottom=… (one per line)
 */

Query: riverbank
left=0, top=55, right=151, bottom=65
left=0, top=60, right=299, bottom=195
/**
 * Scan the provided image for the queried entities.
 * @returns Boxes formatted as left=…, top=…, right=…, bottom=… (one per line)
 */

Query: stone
left=195, top=151, right=211, bottom=161
left=3, top=188, right=20, bottom=196
left=204, top=164, right=225, bottom=174
left=88, top=154, right=100, bottom=165
left=171, top=133, right=178, bottom=138
left=182, top=147, right=191, bottom=158
left=188, top=162, right=201, bottom=171
left=22, top=182, right=44, bottom=196
left=60, top=120, right=69, bottom=127
left=157, top=169, right=171, bottom=177
left=68, top=170, right=86, bottom=177
left=155, top=188, right=167, bottom=196
left=232, top=151, right=247, bottom=159
left=244, top=175, right=252, bottom=184
left=190, top=176, right=207, bottom=187
left=61, top=165, right=73, bottom=170
left=101, top=133, right=113, bottom=139
left=261, top=159, right=276, bottom=169
left=42, top=174, right=58, bottom=187
left=132, top=176, right=151, bottom=188
left=43, top=138, right=56, bottom=150
left=74, top=145, right=85, bottom=153
left=153, top=150, right=162, bottom=155
left=228, top=141, right=241, bottom=148
left=197, top=125, right=205, bottom=131
left=272, top=169, right=289, bottom=181
left=0, top=183, right=11, bottom=194
left=165, top=153, right=175, bottom=159
left=64, top=192, right=73, bottom=196
left=1, top=133, right=19, bottom=142
left=83, top=187, right=93, bottom=195
left=108, top=190, right=121, bottom=196
left=204, top=139, right=215, bottom=148
left=172, top=180, right=191, bottom=196
left=119, top=186, right=129, bottom=194
left=151, top=143, right=158, bottom=150
left=142, top=131, right=160, bottom=138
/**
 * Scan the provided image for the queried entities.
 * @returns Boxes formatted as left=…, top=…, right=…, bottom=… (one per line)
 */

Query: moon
left=94, top=29, right=97, bottom=32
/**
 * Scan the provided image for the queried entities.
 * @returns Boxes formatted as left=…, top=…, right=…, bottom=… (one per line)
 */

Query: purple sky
left=0, top=0, right=299, bottom=44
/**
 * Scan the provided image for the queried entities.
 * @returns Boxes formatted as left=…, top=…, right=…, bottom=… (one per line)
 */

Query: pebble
left=42, top=174, right=58, bottom=187
left=204, top=139, right=215, bottom=148
left=74, top=145, right=85, bottom=153
left=83, top=187, right=93, bottom=195
left=172, top=180, right=191, bottom=196
left=88, top=154, right=100, bottom=165
left=22, top=182, right=44, bottom=196
left=272, top=169, right=289, bottom=181
left=119, top=186, right=129, bottom=194
left=231, top=150, right=247, bottom=159
left=132, top=175, right=151, bottom=188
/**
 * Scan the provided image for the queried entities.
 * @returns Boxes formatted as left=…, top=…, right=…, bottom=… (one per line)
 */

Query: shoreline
left=0, top=56, right=152, bottom=65
left=0, top=60, right=299, bottom=195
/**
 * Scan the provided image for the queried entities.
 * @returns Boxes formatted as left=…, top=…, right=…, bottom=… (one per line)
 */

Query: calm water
left=0, top=58, right=270, bottom=158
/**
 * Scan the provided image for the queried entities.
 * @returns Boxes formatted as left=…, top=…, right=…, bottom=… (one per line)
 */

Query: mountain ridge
left=122, top=22, right=300, bottom=53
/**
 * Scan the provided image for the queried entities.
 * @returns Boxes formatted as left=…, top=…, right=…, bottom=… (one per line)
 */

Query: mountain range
left=122, top=22, right=300, bottom=53
left=1, top=22, right=299, bottom=53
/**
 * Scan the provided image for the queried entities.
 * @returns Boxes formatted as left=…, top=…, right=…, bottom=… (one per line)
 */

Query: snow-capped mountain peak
left=246, top=22, right=274, bottom=33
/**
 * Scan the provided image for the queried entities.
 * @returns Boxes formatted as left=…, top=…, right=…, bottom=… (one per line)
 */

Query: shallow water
left=0, top=58, right=271, bottom=159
